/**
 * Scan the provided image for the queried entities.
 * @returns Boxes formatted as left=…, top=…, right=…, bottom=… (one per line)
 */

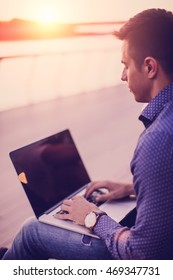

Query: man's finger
left=63, top=199, right=72, bottom=205
left=72, top=195, right=83, bottom=200
left=96, top=193, right=110, bottom=202
left=61, top=204, right=70, bottom=212
left=85, top=182, right=107, bottom=197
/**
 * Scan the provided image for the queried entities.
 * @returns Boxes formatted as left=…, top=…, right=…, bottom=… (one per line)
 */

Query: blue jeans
left=3, top=218, right=113, bottom=260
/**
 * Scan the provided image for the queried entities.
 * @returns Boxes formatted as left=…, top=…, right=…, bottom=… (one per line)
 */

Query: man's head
left=114, top=9, right=173, bottom=102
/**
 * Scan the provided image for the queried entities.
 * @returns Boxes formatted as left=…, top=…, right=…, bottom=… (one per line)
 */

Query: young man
left=3, top=8, right=173, bottom=260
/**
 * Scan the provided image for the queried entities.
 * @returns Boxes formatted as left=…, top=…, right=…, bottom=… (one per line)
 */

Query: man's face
left=121, top=40, right=152, bottom=103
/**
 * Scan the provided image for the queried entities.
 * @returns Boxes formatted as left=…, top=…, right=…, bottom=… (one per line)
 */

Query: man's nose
left=121, top=69, right=127, bottom=81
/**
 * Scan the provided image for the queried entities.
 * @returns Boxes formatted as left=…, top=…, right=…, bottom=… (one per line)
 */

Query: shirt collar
left=139, top=83, right=173, bottom=128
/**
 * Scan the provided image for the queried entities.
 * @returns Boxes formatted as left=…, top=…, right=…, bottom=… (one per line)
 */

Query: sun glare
left=37, top=6, right=57, bottom=23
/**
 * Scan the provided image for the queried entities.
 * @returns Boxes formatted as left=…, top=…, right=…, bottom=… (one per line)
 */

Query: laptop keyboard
left=56, top=189, right=104, bottom=215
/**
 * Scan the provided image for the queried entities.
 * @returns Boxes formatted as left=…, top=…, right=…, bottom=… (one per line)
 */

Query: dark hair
left=114, top=9, right=173, bottom=74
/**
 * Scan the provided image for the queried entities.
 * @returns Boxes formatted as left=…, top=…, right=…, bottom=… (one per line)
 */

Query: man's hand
left=54, top=196, right=99, bottom=225
left=85, top=180, right=134, bottom=203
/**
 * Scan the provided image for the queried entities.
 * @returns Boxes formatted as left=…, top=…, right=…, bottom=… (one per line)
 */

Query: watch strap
left=92, top=211, right=107, bottom=230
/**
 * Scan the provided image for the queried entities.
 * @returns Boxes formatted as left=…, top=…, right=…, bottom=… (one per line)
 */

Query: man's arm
left=94, top=130, right=173, bottom=259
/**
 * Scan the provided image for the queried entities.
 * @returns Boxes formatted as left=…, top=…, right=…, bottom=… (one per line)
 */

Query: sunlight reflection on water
left=0, top=34, right=122, bottom=111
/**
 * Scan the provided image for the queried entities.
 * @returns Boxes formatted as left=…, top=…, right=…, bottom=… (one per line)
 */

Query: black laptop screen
left=9, top=130, right=90, bottom=217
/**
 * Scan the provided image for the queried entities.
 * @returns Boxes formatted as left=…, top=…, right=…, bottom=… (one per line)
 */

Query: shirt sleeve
left=94, top=130, right=173, bottom=259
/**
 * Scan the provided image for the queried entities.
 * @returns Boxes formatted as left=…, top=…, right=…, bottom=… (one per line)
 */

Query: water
left=0, top=34, right=121, bottom=56
left=0, top=35, right=122, bottom=111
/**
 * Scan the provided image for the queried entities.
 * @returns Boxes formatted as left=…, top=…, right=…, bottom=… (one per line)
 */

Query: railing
left=0, top=36, right=122, bottom=112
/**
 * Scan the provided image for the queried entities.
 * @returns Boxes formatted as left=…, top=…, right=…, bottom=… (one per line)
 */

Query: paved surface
left=0, top=84, right=143, bottom=247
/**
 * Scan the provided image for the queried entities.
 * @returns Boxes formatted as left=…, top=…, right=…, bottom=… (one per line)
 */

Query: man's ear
left=144, top=57, right=158, bottom=78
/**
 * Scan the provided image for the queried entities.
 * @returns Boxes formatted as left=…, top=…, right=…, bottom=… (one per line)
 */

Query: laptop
left=9, top=129, right=136, bottom=238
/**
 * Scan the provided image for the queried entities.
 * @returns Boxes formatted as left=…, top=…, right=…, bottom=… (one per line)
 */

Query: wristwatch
left=84, top=210, right=107, bottom=230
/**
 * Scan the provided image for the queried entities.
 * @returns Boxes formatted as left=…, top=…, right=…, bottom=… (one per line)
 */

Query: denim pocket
left=81, top=235, right=92, bottom=246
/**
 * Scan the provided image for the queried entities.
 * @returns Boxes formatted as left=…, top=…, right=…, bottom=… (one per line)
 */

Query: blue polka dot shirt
left=94, top=83, right=173, bottom=259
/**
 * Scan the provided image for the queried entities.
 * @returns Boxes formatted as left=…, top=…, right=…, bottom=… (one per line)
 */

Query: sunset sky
left=1, top=0, right=173, bottom=23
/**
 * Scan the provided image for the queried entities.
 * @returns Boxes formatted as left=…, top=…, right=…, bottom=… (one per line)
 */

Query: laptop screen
left=9, top=129, right=90, bottom=217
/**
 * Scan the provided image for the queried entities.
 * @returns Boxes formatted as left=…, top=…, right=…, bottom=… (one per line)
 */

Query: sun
left=37, top=6, right=57, bottom=23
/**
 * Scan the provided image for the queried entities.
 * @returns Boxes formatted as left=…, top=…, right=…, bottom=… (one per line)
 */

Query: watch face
left=85, top=212, right=97, bottom=229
